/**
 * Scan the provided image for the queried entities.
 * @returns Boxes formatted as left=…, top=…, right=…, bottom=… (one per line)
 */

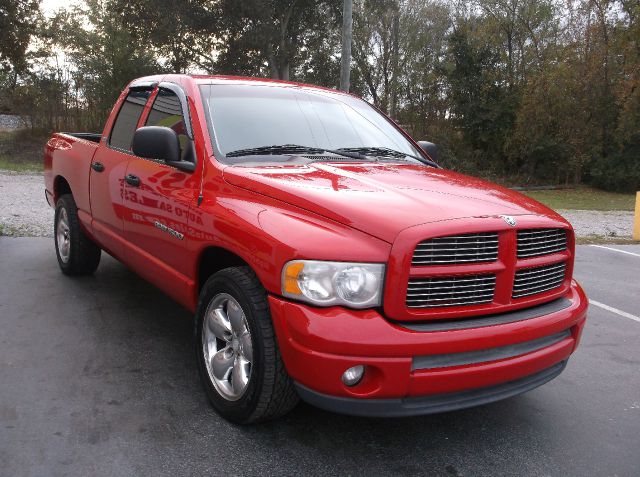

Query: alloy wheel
left=56, top=207, right=71, bottom=263
left=202, top=293, right=253, bottom=401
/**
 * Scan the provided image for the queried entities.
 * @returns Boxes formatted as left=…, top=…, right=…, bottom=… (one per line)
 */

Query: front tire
left=54, top=194, right=101, bottom=275
left=195, top=267, right=299, bottom=424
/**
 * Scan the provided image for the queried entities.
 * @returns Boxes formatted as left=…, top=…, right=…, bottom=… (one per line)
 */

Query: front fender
left=190, top=194, right=391, bottom=298
left=256, top=207, right=391, bottom=292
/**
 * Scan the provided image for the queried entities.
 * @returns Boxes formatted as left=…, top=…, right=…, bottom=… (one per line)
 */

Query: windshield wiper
left=336, top=147, right=439, bottom=168
left=225, top=144, right=368, bottom=161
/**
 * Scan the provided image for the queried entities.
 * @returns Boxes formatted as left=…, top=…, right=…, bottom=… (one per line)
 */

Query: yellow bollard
left=634, top=192, right=640, bottom=241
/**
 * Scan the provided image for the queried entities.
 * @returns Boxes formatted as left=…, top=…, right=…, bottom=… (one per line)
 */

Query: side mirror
left=132, top=126, right=196, bottom=172
left=417, top=141, right=438, bottom=163
left=132, top=126, right=181, bottom=163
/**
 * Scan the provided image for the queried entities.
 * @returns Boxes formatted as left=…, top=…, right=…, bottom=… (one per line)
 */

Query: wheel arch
left=53, top=175, right=73, bottom=203
left=196, top=245, right=255, bottom=294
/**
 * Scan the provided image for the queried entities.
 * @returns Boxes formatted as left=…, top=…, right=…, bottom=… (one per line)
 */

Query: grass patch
left=575, top=235, right=639, bottom=245
left=0, top=156, right=42, bottom=172
left=0, top=129, right=48, bottom=173
left=522, top=187, right=636, bottom=211
left=0, top=222, right=40, bottom=237
left=0, top=223, right=21, bottom=236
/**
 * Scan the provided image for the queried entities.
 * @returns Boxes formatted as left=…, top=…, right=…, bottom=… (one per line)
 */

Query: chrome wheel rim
left=202, top=293, right=253, bottom=401
left=56, top=208, right=71, bottom=263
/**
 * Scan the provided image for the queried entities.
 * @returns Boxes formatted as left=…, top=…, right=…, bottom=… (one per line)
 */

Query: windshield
left=199, top=83, right=425, bottom=163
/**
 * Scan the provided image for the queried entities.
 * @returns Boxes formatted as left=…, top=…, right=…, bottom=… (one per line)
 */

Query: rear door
left=89, top=87, right=152, bottom=258
left=121, top=83, right=200, bottom=306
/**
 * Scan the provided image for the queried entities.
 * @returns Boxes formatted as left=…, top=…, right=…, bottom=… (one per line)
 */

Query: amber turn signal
left=283, top=262, right=304, bottom=294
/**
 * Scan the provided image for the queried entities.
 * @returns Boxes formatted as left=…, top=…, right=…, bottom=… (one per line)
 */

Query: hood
left=223, top=162, right=565, bottom=243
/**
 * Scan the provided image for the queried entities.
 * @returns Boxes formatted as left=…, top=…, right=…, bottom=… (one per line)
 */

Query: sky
left=41, top=0, right=76, bottom=17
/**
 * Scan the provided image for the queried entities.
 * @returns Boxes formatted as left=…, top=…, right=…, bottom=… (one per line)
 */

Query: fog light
left=341, top=365, right=365, bottom=387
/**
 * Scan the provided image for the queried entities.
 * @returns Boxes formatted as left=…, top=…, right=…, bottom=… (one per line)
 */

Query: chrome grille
left=412, top=233, right=499, bottom=265
left=517, top=229, right=567, bottom=258
left=513, top=262, right=566, bottom=298
left=406, top=274, right=496, bottom=308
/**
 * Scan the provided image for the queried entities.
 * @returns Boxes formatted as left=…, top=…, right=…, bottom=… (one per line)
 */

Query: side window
left=109, top=90, right=151, bottom=151
left=145, top=89, right=192, bottom=162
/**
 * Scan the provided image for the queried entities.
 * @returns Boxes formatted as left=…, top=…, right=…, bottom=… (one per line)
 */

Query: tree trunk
left=280, top=61, right=290, bottom=81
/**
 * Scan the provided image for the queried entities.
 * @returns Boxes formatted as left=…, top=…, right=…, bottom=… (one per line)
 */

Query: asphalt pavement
left=1, top=238, right=639, bottom=477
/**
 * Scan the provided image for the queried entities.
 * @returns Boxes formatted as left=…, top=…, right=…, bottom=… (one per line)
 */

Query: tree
left=2, top=0, right=638, bottom=191
left=445, top=19, right=516, bottom=174
left=397, top=0, right=452, bottom=137
left=112, top=0, right=220, bottom=73
left=53, top=0, right=159, bottom=129
left=214, top=0, right=342, bottom=80
left=352, top=0, right=399, bottom=109
left=0, top=0, right=41, bottom=88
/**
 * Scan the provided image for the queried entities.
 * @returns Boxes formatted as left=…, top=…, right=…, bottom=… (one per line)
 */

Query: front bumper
left=269, top=281, right=587, bottom=417
left=295, top=361, right=567, bottom=417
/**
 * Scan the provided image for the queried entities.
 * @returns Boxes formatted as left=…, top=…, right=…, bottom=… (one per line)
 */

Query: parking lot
left=1, top=238, right=639, bottom=476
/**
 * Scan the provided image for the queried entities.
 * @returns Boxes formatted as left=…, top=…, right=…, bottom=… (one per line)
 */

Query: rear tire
left=195, top=266, right=299, bottom=424
left=54, top=194, right=101, bottom=275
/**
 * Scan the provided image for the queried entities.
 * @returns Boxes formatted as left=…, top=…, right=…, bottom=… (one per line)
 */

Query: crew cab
left=44, top=74, right=588, bottom=423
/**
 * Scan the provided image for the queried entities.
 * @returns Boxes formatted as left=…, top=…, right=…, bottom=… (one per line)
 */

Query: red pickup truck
left=44, top=74, right=588, bottom=423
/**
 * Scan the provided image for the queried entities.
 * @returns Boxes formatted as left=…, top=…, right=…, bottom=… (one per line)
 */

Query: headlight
left=282, top=260, right=385, bottom=308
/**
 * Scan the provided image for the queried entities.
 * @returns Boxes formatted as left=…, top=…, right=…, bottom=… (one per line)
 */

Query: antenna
left=197, top=152, right=205, bottom=206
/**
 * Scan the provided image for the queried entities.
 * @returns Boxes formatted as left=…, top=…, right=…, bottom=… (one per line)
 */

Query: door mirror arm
left=167, top=160, right=196, bottom=173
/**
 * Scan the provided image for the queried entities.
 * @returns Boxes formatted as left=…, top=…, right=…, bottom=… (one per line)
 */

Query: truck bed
left=44, top=132, right=101, bottom=219
left=62, top=132, right=102, bottom=143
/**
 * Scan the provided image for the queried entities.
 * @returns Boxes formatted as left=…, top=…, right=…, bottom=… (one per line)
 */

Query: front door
left=121, top=85, right=200, bottom=307
left=89, top=88, right=151, bottom=258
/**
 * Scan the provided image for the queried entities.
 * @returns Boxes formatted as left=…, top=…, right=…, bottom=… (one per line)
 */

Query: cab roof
left=130, top=74, right=353, bottom=97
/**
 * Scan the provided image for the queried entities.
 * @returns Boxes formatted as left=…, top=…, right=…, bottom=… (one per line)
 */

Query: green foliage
left=54, top=0, right=159, bottom=129
left=0, top=0, right=638, bottom=192
left=0, top=129, right=48, bottom=171
left=523, top=187, right=636, bottom=211
left=111, top=0, right=219, bottom=72
left=445, top=22, right=517, bottom=174
left=212, top=0, right=342, bottom=80
left=589, top=135, right=640, bottom=193
left=0, top=0, right=41, bottom=85
left=396, top=1, right=451, bottom=134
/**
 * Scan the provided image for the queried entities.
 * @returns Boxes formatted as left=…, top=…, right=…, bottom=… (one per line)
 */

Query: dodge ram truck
left=44, top=74, right=588, bottom=423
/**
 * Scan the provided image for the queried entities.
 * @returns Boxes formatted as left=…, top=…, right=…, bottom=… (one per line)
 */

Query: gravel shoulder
left=0, top=171, right=53, bottom=237
left=557, top=209, right=634, bottom=240
left=0, top=171, right=636, bottom=241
